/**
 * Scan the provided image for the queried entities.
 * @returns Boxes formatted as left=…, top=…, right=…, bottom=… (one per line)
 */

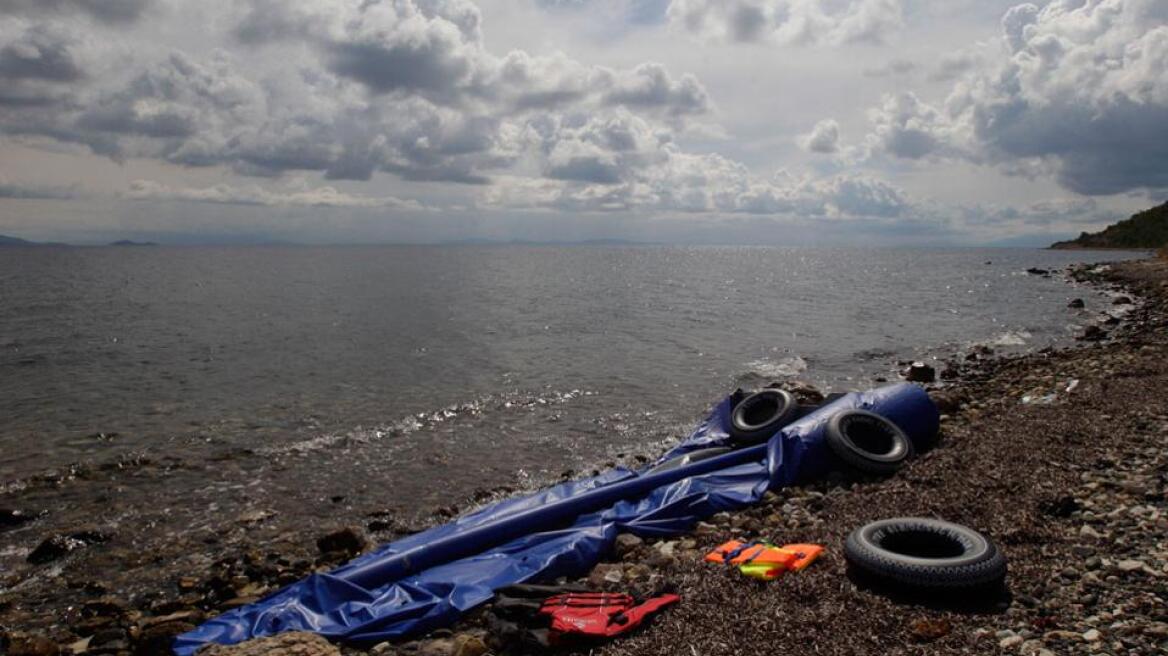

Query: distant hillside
left=109, top=240, right=157, bottom=246
left=1052, top=202, right=1168, bottom=250
left=0, top=234, right=70, bottom=247
left=0, top=234, right=35, bottom=246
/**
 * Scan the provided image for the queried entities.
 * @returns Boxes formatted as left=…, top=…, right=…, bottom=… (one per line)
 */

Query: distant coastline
left=0, top=235, right=158, bottom=247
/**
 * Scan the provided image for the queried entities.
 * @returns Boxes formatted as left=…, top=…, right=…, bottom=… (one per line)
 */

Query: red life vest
left=537, top=591, right=680, bottom=642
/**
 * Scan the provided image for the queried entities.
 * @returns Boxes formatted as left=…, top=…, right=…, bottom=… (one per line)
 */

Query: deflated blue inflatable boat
left=175, top=383, right=938, bottom=654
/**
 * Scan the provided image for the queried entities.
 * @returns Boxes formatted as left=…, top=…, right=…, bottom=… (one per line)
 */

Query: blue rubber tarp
left=175, top=383, right=936, bottom=654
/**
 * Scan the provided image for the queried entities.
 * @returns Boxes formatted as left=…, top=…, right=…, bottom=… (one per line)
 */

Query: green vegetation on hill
left=1052, top=201, right=1168, bottom=250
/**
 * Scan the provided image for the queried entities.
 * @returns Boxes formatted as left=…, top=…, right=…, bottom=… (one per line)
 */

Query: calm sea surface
left=0, top=245, right=1144, bottom=577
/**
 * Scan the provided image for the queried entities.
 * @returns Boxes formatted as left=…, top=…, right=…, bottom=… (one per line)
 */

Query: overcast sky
left=0, top=0, right=1165, bottom=245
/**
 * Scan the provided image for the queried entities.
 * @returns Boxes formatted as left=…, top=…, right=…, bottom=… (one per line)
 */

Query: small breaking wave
left=743, top=356, right=808, bottom=379
left=985, top=330, right=1033, bottom=348
left=263, top=389, right=594, bottom=456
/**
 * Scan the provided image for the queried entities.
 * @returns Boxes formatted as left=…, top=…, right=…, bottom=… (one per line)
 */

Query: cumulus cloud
left=862, top=0, right=1168, bottom=197
left=666, top=0, right=904, bottom=45
left=0, top=20, right=86, bottom=108
left=799, top=118, right=840, bottom=153
left=484, top=126, right=914, bottom=219
left=124, top=179, right=425, bottom=210
left=864, top=91, right=962, bottom=160
left=0, top=0, right=151, bottom=25
left=0, top=0, right=712, bottom=189
left=927, top=50, right=981, bottom=82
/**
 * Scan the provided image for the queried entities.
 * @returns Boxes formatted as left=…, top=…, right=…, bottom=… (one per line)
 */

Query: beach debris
left=703, top=540, right=823, bottom=581
left=844, top=518, right=1006, bottom=593
left=904, top=362, right=936, bottom=383
left=908, top=617, right=951, bottom=642
left=1065, top=379, right=1080, bottom=393
left=1021, top=393, right=1057, bottom=405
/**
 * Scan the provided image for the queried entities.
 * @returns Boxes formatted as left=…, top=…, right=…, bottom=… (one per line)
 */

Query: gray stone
left=613, top=533, right=643, bottom=558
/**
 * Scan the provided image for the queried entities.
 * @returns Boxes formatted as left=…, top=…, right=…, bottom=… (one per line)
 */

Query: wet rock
left=196, top=631, right=341, bottom=655
left=1038, top=496, right=1080, bottom=518
left=0, top=508, right=38, bottom=530
left=135, top=623, right=199, bottom=654
left=26, top=529, right=111, bottom=564
left=1068, top=298, right=1085, bottom=309
left=1026, top=268, right=1050, bottom=276
left=614, top=533, right=644, bottom=559
left=1113, top=296, right=1132, bottom=305
left=904, top=362, right=936, bottom=383
left=2, top=633, right=60, bottom=656
left=1079, top=325, right=1107, bottom=341
left=316, top=527, right=368, bottom=557
left=929, top=390, right=967, bottom=414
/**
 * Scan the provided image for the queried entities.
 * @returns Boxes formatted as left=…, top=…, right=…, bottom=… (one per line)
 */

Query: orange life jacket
left=703, top=540, right=823, bottom=579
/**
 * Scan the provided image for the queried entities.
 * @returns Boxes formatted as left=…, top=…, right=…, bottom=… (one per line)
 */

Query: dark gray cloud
left=328, top=40, right=474, bottom=99
left=863, top=0, right=1168, bottom=197
left=1, top=0, right=151, bottom=25
left=0, top=0, right=707, bottom=187
left=0, top=24, right=83, bottom=82
left=0, top=178, right=77, bottom=199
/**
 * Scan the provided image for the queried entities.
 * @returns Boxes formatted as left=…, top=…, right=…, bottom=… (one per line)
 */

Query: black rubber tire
left=825, top=409, right=913, bottom=475
left=844, top=518, right=1007, bottom=590
left=729, top=389, right=797, bottom=444
left=646, top=446, right=734, bottom=474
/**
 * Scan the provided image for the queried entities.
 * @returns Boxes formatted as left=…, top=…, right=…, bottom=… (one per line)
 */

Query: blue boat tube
left=338, top=382, right=937, bottom=588
left=175, top=383, right=937, bottom=654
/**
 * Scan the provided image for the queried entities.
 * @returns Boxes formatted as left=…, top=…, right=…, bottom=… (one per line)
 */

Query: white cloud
left=666, top=0, right=904, bottom=45
left=124, top=179, right=425, bottom=210
left=799, top=118, right=839, bottom=153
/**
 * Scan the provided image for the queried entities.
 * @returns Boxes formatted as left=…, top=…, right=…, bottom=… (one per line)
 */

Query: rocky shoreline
left=4, top=257, right=1167, bottom=655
